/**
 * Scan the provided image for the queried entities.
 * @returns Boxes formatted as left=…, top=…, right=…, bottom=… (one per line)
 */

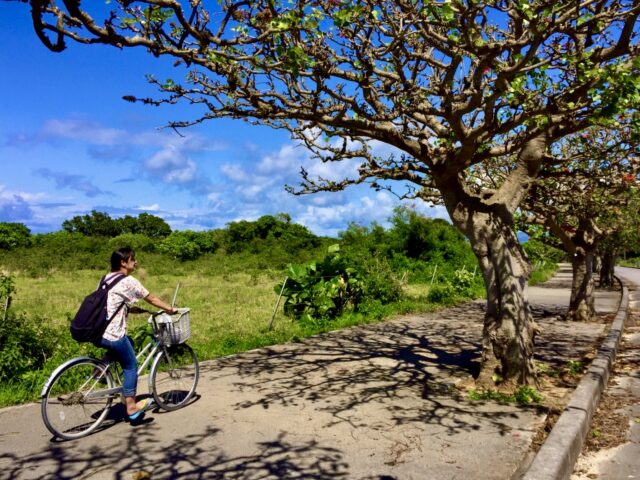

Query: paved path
left=0, top=266, right=626, bottom=480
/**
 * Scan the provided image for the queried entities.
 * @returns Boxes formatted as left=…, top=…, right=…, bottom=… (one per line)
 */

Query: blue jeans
left=100, top=336, right=137, bottom=397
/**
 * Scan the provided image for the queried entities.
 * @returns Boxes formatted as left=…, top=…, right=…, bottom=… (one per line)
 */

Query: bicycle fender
left=40, top=356, right=98, bottom=398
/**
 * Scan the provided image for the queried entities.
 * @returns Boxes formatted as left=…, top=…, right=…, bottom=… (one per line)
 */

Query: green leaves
left=332, top=4, right=364, bottom=29
left=276, top=244, right=364, bottom=322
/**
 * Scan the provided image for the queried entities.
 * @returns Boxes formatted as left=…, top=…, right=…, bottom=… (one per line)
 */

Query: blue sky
left=0, top=2, right=445, bottom=236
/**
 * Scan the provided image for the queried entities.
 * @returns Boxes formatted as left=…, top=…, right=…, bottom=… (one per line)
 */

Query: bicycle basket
left=156, top=308, right=191, bottom=345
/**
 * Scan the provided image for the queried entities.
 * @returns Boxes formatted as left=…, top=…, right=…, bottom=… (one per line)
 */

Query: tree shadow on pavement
left=0, top=427, right=350, bottom=480
left=203, top=301, right=599, bottom=437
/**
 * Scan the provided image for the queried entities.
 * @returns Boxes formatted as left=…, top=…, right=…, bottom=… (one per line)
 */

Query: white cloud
left=0, top=185, right=47, bottom=203
left=137, top=203, right=160, bottom=211
left=257, top=144, right=307, bottom=175
left=40, top=118, right=125, bottom=146
left=220, top=164, right=250, bottom=182
left=144, top=146, right=198, bottom=185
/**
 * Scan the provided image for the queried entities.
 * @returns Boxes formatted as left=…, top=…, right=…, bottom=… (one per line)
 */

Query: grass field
left=8, top=265, right=437, bottom=368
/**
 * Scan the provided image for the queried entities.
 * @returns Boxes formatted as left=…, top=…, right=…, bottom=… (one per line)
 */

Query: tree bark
left=599, top=251, right=616, bottom=288
left=445, top=197, right=538, bottom=387
left=566, top=249, right=596, bottom=321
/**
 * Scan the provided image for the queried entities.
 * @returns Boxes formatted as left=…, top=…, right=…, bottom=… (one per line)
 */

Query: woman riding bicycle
left=99, top=247, right=177, bottom=421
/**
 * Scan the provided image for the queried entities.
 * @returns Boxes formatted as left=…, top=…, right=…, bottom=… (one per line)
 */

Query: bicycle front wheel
left=41, top=357, right=116, bottom=440
left=150, top=344, right=199, bottom=411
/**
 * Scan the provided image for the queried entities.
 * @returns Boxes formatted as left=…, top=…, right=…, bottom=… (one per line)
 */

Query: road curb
left=520, top=278, right=630, bottom=480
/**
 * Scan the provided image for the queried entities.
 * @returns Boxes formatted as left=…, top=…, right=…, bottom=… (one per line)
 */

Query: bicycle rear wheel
left=41, top=357, right=116, bottom=440
left=150, top=344, right=199, bottom=411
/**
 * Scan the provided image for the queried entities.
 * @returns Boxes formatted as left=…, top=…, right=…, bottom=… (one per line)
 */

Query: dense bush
left=522, top=238, right=564, bottom=285
left=0, top=223, right=32, bottom=250
left=0, top=232, right=109, bottom=274
left=340, top=207, right=480, bottom=284
left=523, top=238, right=565, bottom=265
left=159, top=230, right=220, bottom=260
left=277, top=245, right=364, bottom=321
left=0, top=311, right=61, bottom=384
left=426, top=267, right=484, bottom=304
left=427, top=283, right=457, bottom=304
left=277, top=244, right=403, bottom=322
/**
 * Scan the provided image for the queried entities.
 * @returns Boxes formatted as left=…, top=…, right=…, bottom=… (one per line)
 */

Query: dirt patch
left=581, top=392, right=633, bottom=452
left=579, top=311, right=640, bottom=453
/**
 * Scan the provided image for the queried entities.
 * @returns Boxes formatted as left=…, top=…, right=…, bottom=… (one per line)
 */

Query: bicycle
left=40, top=308, right=199, bottom=440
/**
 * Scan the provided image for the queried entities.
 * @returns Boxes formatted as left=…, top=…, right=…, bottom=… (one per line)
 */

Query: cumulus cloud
left=142, top=144, right=216, bottom=197
left=294, top=191, right=398, bottom=235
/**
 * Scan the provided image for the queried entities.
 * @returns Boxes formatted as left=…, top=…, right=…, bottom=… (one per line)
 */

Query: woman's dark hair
left=111, top=247, right=136, bottom=272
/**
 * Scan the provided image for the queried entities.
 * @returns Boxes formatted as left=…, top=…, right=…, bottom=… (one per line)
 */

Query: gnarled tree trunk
left=599, top=250, right=616, bottom=288
left=446, top=198, right=538, bottom=387
left=565, top=220, right=599, bottom=322
left=566, top=249, right=596, bottom=321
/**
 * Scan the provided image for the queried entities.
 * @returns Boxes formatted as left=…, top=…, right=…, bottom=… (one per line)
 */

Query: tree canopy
left=62, top=210, right=172, bottom=238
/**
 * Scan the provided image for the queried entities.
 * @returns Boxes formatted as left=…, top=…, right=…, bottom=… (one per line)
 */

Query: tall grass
left=2, top=258, right=441, bottom=407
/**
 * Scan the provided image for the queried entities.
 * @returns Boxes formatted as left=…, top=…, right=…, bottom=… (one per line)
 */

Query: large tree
left=25, top=0, right=640, bottom=387
left=518, top=125, right=639, bottom=321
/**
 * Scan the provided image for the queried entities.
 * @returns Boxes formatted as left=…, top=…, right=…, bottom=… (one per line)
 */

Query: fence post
left=269, top=277, right=288, bottom=331
left=430, top=264, right=438, bottom=286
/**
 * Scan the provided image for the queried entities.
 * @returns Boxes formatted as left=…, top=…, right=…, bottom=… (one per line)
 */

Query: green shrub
left=62, top=211, right=171, bottom=238
left=160, top=236, right=201, bottom=260
left=0, top=223, right=31, bottom=250
left=0, top=273, right=15, bottom=306
left=0, top=312, right=62, bottom=383
left=468, top=386, right=543, bottom=405
left=452, top=268, right=473, bottom=293
left=359, top=258, right=403, bottom=304
left=523, top=238, right=565, bottom=264
left=427, top=282, right=457, bottom=304
left=226, top=214, right=320, bottom=253
left=277, top=244, right=364, bottom=321
left=159, top=230, right=221, bottom=261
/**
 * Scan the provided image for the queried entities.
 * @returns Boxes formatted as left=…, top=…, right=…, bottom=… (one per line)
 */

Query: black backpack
left=70, top=273, right=126, bottom=345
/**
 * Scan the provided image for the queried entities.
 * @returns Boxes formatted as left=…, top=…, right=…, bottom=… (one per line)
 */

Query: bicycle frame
left=41, top=316, right=169, bottom=402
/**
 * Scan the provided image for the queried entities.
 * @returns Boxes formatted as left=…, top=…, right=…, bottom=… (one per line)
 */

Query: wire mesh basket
left=156, top=308, right=191, bottom=345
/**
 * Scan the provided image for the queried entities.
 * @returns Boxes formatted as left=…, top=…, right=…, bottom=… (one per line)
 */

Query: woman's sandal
left=128, top=398, right=154, bottom=421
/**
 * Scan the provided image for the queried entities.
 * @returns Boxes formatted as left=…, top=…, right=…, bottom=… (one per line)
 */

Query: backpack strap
left=99, top=273, right=125, bottom=290
left=102, top=273, right=127, bottom=324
